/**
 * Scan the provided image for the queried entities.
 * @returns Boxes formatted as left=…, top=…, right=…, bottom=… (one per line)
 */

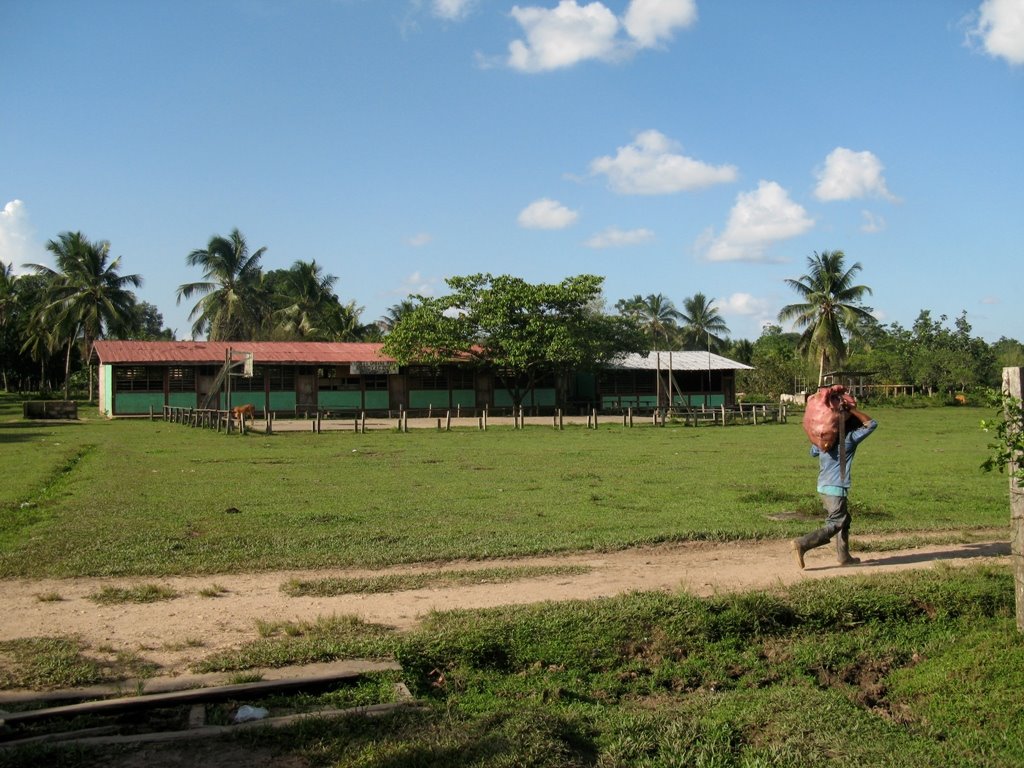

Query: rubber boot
left=791, top=529, right=832, bottom=570
left=835, top=530, right=861, bottom=566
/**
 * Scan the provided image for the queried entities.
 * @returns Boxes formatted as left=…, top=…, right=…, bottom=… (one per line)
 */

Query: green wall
left=168, top=393, right=197, bottom=409
left=319, top=391, right=363, bottom=409
left=114, top=392, right=164, bottom=415
left=494, top=388, right=556, bottom=407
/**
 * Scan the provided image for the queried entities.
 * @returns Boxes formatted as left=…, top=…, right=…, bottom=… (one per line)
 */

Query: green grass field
left=0, top=396, right=1007, bottom=577
left=2, top=394, right=1021, bottom=767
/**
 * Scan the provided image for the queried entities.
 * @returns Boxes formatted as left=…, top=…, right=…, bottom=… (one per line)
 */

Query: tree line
left=1, top=229, right=1020, bottom=400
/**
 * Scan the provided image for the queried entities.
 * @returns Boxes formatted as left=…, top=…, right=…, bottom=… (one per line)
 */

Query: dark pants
left=798, top=494, right=853, bottom=556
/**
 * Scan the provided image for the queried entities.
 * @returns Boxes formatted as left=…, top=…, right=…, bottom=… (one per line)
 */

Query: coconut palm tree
left=379, top=299, right=419, bottom=334
left=678, top=292, right=730, bottom=352
left=25, top=232, right=142, bottom=399
left=777, top=250, right=874, bottom=385
left=177, top=229, right=268, bottom=340
left=273, top=259, right=340, bottom=340
left=615, top=293, right=680, bottom=349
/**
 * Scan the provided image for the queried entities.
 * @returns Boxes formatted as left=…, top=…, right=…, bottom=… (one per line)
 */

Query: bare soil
left=1, top=532, right=1009, bottom=681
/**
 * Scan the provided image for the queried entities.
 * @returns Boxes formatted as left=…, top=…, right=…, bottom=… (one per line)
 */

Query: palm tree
left=177, top=229, right=268, bottom=340
left=273, top=260, right=339, bottom=340
left=777, top=250, right=874, bottom=385
left=678, top=292, right=730, bottom=351
left=26, top=232, right=142, bottom=399
left=379, top=299, right=419, bottom=334
left=616, top=293, right=680, bottom=349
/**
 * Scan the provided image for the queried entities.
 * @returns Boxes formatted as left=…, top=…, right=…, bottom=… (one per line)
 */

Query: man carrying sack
left=792, top=386, right=878, bottom=569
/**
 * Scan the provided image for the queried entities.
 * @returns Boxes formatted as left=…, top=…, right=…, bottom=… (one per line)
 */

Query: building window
left=450, top=368, right=475, bottom=389
left=232, top=365, right=264, bottom=392
left=407, top=366, right=447, bottom=390
left=168, top=367, right=195, bottom=393
left=115, top=366, right=163, bottom=392
left=266, top=366, right=295, bottom=391
left=363, top=374, right=388, bottom=391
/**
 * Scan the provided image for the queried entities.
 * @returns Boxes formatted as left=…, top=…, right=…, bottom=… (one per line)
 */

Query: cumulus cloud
left=623, top=0, right=698, bottom=47
left=589, top=130, right=737, bottom=195
left=699, top=181, right=814, bottom=263
left=814, top=147, right=898, bottom=202
left=716, top=292, right=771, bottom=318
left=584, top=226, right=654, bottom=248
left=506, top=0, right=697, bottom=72
left=0, top=199, right=46, bottom=272
left=432, top=0, right=476, bottom=20
left=967, top=0, right=1024, bottom=65
left=517, top=198, right=580, bottom=229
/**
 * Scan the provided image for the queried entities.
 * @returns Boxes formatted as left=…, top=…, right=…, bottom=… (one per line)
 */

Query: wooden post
left=446, top=411, right=451, bottom=431
left=592, top=408, right=598, bottom=429
left=1004, top=367, right=1024, bottom=631
left=628, top=407, right=633, bottom=428
left=361, top=412, right=366, bottom=434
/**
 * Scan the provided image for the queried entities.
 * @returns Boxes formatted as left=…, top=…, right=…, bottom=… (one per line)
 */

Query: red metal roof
left=91, top=340, right=394, bottom=365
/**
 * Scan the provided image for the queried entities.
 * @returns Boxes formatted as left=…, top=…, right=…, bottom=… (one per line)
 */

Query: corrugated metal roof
left=606, top=351, right=753, bottom=371
left=91, top=340, right=393, bottom=365
left=91, top=342, right=752, bottom=371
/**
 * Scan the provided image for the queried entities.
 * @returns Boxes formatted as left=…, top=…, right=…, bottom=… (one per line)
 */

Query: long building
left=91, top=341, right=751, bottom=417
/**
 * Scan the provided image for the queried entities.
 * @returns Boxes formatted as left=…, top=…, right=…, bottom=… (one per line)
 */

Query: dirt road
left=1, top=532, right=1008, bottom=681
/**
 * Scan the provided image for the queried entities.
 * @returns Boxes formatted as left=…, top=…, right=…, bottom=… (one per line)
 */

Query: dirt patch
left=0, top=533, right=1009, bottom=681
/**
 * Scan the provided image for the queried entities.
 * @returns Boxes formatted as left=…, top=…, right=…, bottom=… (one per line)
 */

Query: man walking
left=792, top=405, right=877, bottom=569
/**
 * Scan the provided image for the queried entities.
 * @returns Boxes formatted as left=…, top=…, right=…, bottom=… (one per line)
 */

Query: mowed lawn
left=0, top=400, right=1008, bottom=578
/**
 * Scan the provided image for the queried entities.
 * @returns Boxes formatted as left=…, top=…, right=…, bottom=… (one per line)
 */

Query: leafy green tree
left=993, top=337, right=1024, bottom=370
left=128, top=301, right=175, bottom=340
left=678, top=292, right=730, bottom=352
left=177, top=229, right=268, bottom=340
left=736, top=324, right=806, bottom=399
left=383, top=274, right=647, bottom=408
left=25, top=231, right=142, bottom=399
left=778, top=250, right=873, bottom=385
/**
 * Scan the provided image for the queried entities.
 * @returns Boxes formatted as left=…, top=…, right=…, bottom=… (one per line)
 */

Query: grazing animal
left=232, top=403, right=256, bottom=428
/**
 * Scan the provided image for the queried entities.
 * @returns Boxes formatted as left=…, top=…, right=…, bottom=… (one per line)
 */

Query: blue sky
left=2, top=0, right=1022, bottom=343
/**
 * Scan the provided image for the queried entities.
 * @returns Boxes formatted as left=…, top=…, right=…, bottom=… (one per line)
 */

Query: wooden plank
left=0, top=664, right=399, bottom=726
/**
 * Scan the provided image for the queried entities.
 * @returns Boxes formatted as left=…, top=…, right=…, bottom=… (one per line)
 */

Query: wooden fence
left=159, top=402, right=787, bottom=435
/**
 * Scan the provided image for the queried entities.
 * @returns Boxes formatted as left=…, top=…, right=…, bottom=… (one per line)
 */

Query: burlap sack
left=802, top=385, right=855, bottom=451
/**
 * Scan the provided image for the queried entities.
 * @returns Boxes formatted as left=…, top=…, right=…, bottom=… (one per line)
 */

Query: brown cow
left=232, top=403, right=256, bottom=429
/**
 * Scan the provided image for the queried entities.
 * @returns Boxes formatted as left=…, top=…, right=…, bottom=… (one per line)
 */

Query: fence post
left=446, top=410, right=451, bottom=431
left=1002, top=367, right=1024, bottom=631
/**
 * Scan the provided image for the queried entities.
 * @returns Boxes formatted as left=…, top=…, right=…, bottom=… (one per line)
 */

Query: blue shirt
left=810, top=419, right=877, bottom=496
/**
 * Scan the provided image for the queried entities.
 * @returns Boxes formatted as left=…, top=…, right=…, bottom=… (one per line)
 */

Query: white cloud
left=406, top=232, right=433, bottom=247
left=391, top=270, right=439, bottom=297
left=589, top=130, right=737, bottom=195
left=506, top=0, right=697, bottom=72
left=699, top=180, right=814, bottom=263
left=0, top=199, right=47, bottom=272
left=584, top=226, right=654, bottom=248
left=517, top=198, right=580, bottom=229
left=623, top=0, right=697, bottom=48
left=508, top=1, right=620, bottom=72
left=432, top=0, right=476, bottom=21
left=968, top=0, right=1024, bottom=65
left=981, top=295, right=1001, bottom=305
left=814, top=147, right=898, bottom=202
left=717, top=292, right=771, bottom=317
left=860, top=210, right=886, bottom=233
